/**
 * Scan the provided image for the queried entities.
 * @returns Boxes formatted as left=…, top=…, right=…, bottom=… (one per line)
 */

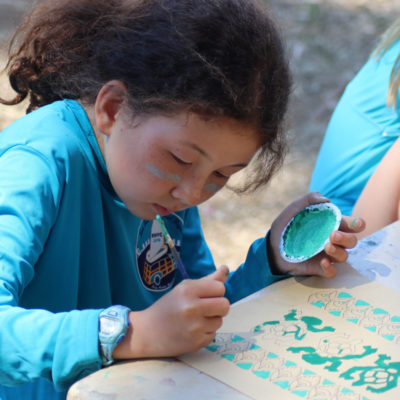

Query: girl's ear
left=95, top=80, right=128, bottom=135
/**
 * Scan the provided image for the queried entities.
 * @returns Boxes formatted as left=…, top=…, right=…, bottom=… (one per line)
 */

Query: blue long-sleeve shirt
left=0, top=100, right=284, bottom=399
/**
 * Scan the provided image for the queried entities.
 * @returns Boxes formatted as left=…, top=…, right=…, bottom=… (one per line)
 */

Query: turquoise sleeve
left=225, top=233, right=288, bottom=303
left=180, top=208, right=287, bottom=304
left=0, top=146, right=101, bottom=390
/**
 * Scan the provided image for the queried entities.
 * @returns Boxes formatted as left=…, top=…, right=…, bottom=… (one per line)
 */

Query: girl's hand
left=113, top=266, right=230, bottom=359
left=269, top=192, right=366, bottom=278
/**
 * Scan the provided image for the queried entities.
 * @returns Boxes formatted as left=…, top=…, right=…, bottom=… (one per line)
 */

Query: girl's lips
left=152, top=203, right=173, bottom=216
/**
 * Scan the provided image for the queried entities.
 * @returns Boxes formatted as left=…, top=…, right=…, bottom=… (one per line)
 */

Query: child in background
left=352, top=19, right=400, bottom=237
left=310, top=18, right=400, bottom=231
left=0, top=0, right=364, bottom=399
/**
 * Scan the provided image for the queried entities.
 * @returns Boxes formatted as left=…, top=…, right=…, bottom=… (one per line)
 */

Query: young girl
left=0, top=0, right=363, bottom=399
left=310, top=18, right=400, bottom=222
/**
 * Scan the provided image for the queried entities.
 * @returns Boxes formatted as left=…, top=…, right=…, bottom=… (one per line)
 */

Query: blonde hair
left=373, top=18, right=400, bottom=108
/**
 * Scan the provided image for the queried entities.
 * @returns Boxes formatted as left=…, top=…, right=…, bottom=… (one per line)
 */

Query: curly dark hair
left=0, top=0, right=292, bottom=192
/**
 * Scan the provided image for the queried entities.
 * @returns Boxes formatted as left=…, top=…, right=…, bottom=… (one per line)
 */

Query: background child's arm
left=268, top=192, right=365, bottom=278
left=113, top=267, right=230, bottom=359
left=352, top=136, right=400, bottom=238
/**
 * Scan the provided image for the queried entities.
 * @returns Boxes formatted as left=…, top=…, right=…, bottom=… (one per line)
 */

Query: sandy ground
left=1, top=0, right=399, bottom=269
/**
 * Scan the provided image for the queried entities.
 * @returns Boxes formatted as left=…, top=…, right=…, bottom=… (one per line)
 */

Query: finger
left=339, top=216, right=366, bottom=233
left=204, top=265, right=230, bottom=283
left=319, top=257, right=337, bottom=278
left=306, top=191, right=330, bottom=206
left=199, top=297, right=230, bottom=317
left=204, top=316, right=224, bottom=334
left=329, top=230, right=357, bottom=250
left=191, top=278, right=226, bottom=298
left=324, top=242, right=348, bottom=263
left=202, top=332, right=219, bottom=348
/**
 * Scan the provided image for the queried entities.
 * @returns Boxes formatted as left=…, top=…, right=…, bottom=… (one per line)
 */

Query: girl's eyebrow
left=185, top=142, right=249, bottom=168
left=186, top=142, right=211, bottom=160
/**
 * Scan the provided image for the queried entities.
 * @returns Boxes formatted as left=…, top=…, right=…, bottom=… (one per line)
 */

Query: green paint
left=355, top=299, right=370, bottom=306
left=292, top=390, right=308, bottom=397
left=231, top=335, right=244, bottom=342
left=329, top=311, right=341, bottom=317
left=373, top=308, right=388, bottom=315
left=338, top=292, right=352, bottom=299
left=285, top=360, right=297, bottom=367
left=253, top=320, right=279, bottom=332
left=221, top=354, right=235, bottom=362
left=311, top=301, right=325, bottom=308
left=253, top=370, right=270, bottom=379
left=300, top=316, right=335, bottom=333
left=284, top=309, right=298, bottom=321
left=391, top=316, right=400, bottom=322
left=205, top=345, right=220, bottom=352
left=283, top=325, right=306, bottom=341
left=340, top=354, right=400, bottom=393
left=341, top=388, right=354, bottom=394
left=274, top=380, right=290, bottom=389
left=237, top=362, right=252, bottom=370
left=287, top=345, right=377, bottom=372
left=253, top=312, right=335, bottom=342
left=303, top=369, right=316, bottom=376
left=282, top=206, right=338, bottom=261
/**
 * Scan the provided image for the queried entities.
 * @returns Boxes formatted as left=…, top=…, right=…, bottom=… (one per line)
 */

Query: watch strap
left=99, top=305, right=130, bottom=366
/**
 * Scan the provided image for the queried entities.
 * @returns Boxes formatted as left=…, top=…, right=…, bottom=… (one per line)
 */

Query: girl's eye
left=171, top=153, right=192, bottom=166
left=213, top=171, right=229, bottom=179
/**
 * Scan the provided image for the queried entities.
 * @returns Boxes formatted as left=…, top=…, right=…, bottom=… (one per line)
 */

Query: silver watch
left=98, top=305, right=130, bottom=366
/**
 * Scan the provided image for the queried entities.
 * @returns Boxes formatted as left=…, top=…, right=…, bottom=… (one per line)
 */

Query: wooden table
left=67, top=221, right=400, bottom=400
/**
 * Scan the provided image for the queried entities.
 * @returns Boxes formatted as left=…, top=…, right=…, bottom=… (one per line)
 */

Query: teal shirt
left=0, top=100, right=284, bottom=399
left=310, top=40, right=400, bottom=216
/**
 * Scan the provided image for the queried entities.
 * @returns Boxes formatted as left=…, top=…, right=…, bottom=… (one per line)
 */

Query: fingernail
left=219, top=265, right=230, bottom=277
left=351, top=218, right=359, bottom=228
left=320, top=259, right=328, bottom=272
left=333, top=232, right=342, bottom=241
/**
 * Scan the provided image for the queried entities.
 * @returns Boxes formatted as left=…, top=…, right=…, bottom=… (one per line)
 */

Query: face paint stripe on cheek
left=166, top=172, right=181, bottom=184
left=145, top=164, right=181, bottom=184
left=203, top=183, right=222, bottom=195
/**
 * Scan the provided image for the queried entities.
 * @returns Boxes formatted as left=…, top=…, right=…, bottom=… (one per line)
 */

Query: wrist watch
left=98, top=305, right=131, bottom=366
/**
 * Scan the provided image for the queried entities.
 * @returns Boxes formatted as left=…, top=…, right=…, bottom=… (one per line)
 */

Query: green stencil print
left=287, top=345, right=377, bottom=372
left=204, top=308, right=398, bottom=397
left=308, top=290, right=400, bottom=343
left=301, top=316, right=335, bottom=333
left=340, top=354, right=400, bottom=393
left=284, top=309, right=298, bottom=321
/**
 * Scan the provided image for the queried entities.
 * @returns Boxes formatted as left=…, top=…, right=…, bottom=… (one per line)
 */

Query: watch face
left=100, top=316, right=119, bottom=335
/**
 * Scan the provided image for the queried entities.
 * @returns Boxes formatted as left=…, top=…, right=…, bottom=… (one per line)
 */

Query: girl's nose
left=170, top=176, right=206, bottom=206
